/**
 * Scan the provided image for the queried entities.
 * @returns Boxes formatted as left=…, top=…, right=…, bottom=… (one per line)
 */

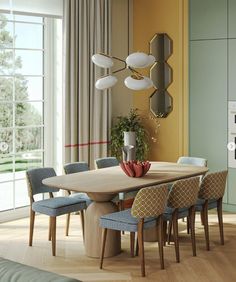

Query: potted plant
left=110, top=108, right=149, bottom=161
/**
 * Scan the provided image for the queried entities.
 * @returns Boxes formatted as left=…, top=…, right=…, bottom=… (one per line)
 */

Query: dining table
left=43, top=161, right=208, bottom=258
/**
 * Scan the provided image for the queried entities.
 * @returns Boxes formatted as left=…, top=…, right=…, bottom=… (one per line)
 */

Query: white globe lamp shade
left=124, top=76, right=153, bottom=90
left=95, top=75, right=117, bottom=90
left=92, top=54, right=113, bottom=68
left=126, top=52, right=155, bottom=68
left=147, top=55, right=156, bottom=66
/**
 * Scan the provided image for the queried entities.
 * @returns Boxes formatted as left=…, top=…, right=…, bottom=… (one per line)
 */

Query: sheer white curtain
left=63, top=0, right=111, bottom=168
left=0, top=0, right=63, bottom=17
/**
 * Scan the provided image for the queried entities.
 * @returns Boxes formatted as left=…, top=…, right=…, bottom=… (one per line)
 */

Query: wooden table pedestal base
left=84, top=201, right=121, bottom=258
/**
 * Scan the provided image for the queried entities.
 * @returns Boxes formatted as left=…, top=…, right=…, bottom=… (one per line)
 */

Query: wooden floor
left=0, top=211, right=236, bottom=282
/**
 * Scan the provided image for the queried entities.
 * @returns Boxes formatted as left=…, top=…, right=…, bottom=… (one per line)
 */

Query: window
left=0, top=13, right=62, bottom=213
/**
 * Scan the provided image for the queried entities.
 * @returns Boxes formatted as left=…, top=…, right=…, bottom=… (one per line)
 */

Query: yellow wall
left=133, top=0, right=188, bottom=161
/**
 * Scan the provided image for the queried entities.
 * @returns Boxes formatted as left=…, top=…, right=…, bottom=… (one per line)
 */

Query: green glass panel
left=189, top=40, right=227, bottom=173
left=190, top=0, right=227, bottom=40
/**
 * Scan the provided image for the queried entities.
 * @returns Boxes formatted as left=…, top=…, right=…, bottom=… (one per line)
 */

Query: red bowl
left=120, top=161, right=151, bottom=177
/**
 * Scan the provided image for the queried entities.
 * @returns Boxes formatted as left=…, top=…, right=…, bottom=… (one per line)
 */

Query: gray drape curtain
left=63, top=0, right=111, bottom=168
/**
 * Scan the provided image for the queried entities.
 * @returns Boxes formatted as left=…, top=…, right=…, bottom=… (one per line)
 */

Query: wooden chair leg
left=167, top=220, right=172, bottom=244
left=157, top=215, right=165, bottom=269
left=51, top=217, right=56, bottom=256
left=200, top=210, right=205, bottom=225
left=29, top=209, right=35, bottom=246
left=172, top=210, right=180, bottom=263
left=163, top=221, right=167, bottom=246
left=189, top=206, right=196, bottom=257
left=48, top=217, right=52, bottom=241
left=65, top=213, right=71, bottom=236
left=80, top=210, right=85, bottom=241
left=119, top=200, right=124, bottom=211
left=100, top=228, right=107, bottom=269
left=138, top=219, right=145, bottom=277
left=135, top=235, right=139, bottom=256
left=187, top=216, right=190, bottom=234
left=120, top=200, right=125, bottom=234
left=217, top=198, right=224, bottom=245
left=203, top=201, right=210, bottom=251
left=130, top=232, right=135, bottom=257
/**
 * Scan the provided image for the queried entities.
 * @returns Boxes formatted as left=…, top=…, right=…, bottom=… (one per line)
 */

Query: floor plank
left=0, top=211, right=236, bottom=281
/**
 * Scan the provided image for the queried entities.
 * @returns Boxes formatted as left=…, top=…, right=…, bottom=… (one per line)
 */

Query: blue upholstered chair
left=26, top=167, right=87, bottom=256
left=63, top=162, right=92, bottom=236
left=95, top=157, right=138, bottom=210
left=177, top=156, right=207, bottom=167
left=99, top=184, right=169, bottom=277
left=163, top=177, right=200, bottom=262
left=95, top=157, right=119, bottom=169
left=64, top=162, right=89, bottom=174
left=195, top=170, right=228, bottom=251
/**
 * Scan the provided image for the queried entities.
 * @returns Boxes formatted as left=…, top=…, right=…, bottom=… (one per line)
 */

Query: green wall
left=189, top=0, right=236, bottom=211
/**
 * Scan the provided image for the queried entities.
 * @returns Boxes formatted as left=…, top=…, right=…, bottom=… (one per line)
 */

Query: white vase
left=124, top=131, right=136, bottom=146
left=123, top=131, right=136, bottom=160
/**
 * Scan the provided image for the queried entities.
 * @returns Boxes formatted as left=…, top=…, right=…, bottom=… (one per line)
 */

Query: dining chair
left=99, top=184, right=169, bottom=277
left=177, top=156, right=207, bottom=229
left=163, top=177, right=200, bottom=263
left=95, top=157, right=138, bottom=211
left=26, top=167, right=87, bottom=256
left=63, top=162, right=92, bottom=236
left=195, top=170, right=228, bottom=251
left=177, top=156, right=207, bottom=167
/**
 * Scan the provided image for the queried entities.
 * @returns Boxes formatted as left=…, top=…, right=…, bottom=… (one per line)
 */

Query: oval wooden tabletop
left=42, top=162, right=208, bottom=194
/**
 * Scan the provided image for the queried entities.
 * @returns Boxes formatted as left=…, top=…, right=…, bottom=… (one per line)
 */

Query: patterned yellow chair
left=177, top=156, right=207, bottom=227
left=163, top=177, right=200, bottom=263
left=195, top=170, right=228, bottom=250
left=99, top=185, right=169, bottom=277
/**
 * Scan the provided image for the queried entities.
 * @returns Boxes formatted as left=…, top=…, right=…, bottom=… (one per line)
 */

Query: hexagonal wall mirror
left=150, top=90, right=173, bottom=118
left=150, top=62, right=173, bottom=90
left=149, top=33, right=172, bottom=62
left=149, top=33, right=173, bottom=118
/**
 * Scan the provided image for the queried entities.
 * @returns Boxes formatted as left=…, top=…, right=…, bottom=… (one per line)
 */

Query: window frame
left=0, top=13, right=61, bottom=220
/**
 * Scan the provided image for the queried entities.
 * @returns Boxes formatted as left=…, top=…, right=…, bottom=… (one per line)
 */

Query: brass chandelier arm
left=96, top=52, right=153, bottom=80
left=98, top=52, right=127, bottom=74
left=128, top=66, right=143, bottom=79
left=110, top=55, right=127, bottom=74
left=112, top=65, right=127, bottom=74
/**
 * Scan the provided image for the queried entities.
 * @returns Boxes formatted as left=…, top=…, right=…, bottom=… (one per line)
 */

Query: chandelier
left=91, top=52, right=155, bottom=91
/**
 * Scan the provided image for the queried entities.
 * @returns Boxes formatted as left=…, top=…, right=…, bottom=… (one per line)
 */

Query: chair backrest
left=199, top=170, right=228, bottom=200
left=95, top=157, right=119, bottom=169
left=177, top=156, right=207, bottom=167
left=168, top=177, right=200, bottom=209
left=131, top=185, right=168, bottom=218
left=64, top=162, right=89, bottom=174
left=26, top=167, right=59, bottom=197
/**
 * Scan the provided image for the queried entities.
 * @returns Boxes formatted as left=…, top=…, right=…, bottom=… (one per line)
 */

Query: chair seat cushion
left=100, top=209, right=157, bottom=232
left=69, top=193, right=92, bottom=206
left=163, top=207, right=189, bottom=221
left=195, top=199, right=217, bottom=211
left=0, top=257, right=80, bottom=282
left=32, top=196, right=87, bottom=217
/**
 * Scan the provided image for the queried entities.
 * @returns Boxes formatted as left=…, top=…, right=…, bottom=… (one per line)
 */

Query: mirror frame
left=149, top=33, right=173, bottom=118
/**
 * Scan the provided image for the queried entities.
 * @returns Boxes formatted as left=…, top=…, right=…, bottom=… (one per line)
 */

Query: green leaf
left=110, top=108, right=149, bottom=161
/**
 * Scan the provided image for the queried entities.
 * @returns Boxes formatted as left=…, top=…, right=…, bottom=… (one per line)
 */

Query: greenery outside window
left=0, top=13, right=45, bottom=211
